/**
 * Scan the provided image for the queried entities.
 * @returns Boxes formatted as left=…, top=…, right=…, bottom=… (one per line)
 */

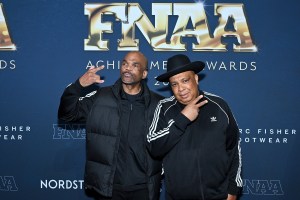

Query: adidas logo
left=210, top=116, right=217, bottom=122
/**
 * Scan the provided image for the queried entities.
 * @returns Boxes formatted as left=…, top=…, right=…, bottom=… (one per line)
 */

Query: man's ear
left=142, top=70, right=148, bottom=79
left=195, top=73, right=199, bottom=84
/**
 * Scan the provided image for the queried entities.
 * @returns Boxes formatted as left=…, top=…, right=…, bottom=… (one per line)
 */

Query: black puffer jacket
left=58, top=79, right=163, bottom=199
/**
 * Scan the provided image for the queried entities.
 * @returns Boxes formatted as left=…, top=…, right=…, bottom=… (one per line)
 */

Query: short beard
left=121, top=80, right=140, bottom=85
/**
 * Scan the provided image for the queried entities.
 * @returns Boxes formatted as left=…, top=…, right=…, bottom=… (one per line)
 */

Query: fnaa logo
left=242, top=179, right=284, bottom=195
left=0, top=4, right=16, bottom=51
left=53, top=124, right=86, bottom=139
left=85, top=2, right=257, bottom=52
left=0, top=176, right=18, bottom=191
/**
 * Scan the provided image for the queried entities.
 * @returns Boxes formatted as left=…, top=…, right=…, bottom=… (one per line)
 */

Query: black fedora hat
left=156, top=54, right=205, bottom=82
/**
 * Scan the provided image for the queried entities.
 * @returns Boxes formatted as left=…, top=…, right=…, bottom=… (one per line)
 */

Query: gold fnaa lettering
left=0, top=4, right=16, bottom=51
left=213, top=3, right=257, bottom=52
left=171, top=3, right=215, bottom=51
left=84, top=3, right=257, bottom=52
left=84, top=3, right=127, bottom=51
left=118, top=3, right=172, bottom=51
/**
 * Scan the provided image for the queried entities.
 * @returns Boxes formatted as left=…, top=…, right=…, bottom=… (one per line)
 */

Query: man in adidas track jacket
left=147, top=54, right=242, bottom=200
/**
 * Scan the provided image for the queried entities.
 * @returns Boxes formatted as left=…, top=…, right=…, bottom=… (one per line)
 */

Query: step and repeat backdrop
left=0, top=0, right=299, bottom=199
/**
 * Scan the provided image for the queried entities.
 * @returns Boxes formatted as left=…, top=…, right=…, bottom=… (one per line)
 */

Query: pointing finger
left=87, top=66, right=95, bottom=71
left=193, top=95, right=203, bottom=104
left=195, top=95, right=208, bottom=107
left=92, top=65, right=105, bottom=73
left=93, top=72, right=105, bottom=84
left=196, top=99, right=208, bottom=108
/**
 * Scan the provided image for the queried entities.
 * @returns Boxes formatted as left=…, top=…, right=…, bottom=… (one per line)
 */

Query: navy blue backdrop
left=0, top=0, right=299, bottom=200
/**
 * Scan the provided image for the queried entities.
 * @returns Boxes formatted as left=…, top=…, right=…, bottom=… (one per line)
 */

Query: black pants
left=95, top=188, right=149, bottom=200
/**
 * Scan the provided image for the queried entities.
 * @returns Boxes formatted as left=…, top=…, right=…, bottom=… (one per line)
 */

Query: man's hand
left=227, top=194, right=237, bottom=200
left=79, top=65, right=105, bottom=87
left=181, top=95, right=208, bottom=121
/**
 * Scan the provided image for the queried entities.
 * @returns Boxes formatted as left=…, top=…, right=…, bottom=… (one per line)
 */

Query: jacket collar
left=112, top=78, right=152, bottom=107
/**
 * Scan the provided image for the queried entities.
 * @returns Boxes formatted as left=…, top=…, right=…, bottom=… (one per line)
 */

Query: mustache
left=122, top=72, right=133, bottom=77
left=121, top=72, right=140, bottom=85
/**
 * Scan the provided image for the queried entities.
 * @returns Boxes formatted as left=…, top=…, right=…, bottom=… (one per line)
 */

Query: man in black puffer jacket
left=58, top=51, right=163, bottom=200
